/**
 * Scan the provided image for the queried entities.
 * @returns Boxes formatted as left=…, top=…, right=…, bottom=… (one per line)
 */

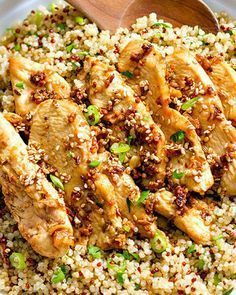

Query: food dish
left=0, top=2, right=235, bottom=294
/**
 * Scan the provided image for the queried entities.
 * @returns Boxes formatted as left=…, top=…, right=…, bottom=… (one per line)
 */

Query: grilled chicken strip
left=29, top=99, right=159, bottom=249
left=9, top=55, right=71, bottom=117
left=196, top=55, right=236, bottom=127
left=0, top=112, right=73, bottom=258
left=82, top=57, right=167, bottom=191
left=118, top=40, right=213, bottom=194
left=166, top=49, right=236, bottom=197
left=147, top=190, right=211, bottom=244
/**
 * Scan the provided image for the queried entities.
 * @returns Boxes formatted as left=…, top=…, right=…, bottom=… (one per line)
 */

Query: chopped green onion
left=50, top=174, right=64, bottom=190
left=67, top=151, right=74, bottom=159
left=119, top=153, right=126, bottom=163
left=51, top=267, right=65, bottom=283
left=88, top=160, right=100, bottom=168
left=9, top=252, right=26, bottom=270
left=187, top=244, right=196, bottom=254
left=75, top=16, right=85, bottom=25
left=122, top=71, right=133, bottom=78
left=66, top=43, right=76, bottom=53
left=123, top=225, right=130, bottom=232
left=212, top=234, right=223, bottom=241
left=110, top=143, right=130, bottom=154
left=131, top=253, right=140, bottom=262
left=15, top=82, right=24, bottom=90
left=173, top=170, right=184, bottom=179
left=107, top=256, right=126, bottom=285
left=34, top=11, right=43, bottom=27
left=225, top=30, right=233, bottom=36
left=78, top=51, right=89, bottom=57
left=212, top=234, right=223, bottom=250
left=122, top=250, right=140, bottom=262
left=153, top=22, right=172, bottom=28
left=213, top=273, right=221, bottom=286
left=88, top=245, right=102, bottom=259
left=60, top=264, right=67, bottom=276
left=181, top=96, right=200, bottom=111
left=126, top=198, right=132, bottom=212
left=57, top=23, right=66, bottom=30
left=127, top=135, right=135, bottom=145
left=135, top=283, right=141, bottom=290
left=117, top=272, right=124, bottom=285
left=151, top=230, right=168, bottom=254
left=137, top=190, right=150, bottom=207
left=223, top=288, right=234, bottom=295
left=14, top=44, right=21, bottom=51
left=49, top=3, right=56, bottom=12
left=84, top=105, right=100, bottom=126
left=95, top=198, right=103, bottom=208
left=170, top=130, right=185, bottom=142
left=122, top=250, right=131, bottom=260
left=71, top=62, right=79, bottom=70
left=197, top=259, right=205, bottom=271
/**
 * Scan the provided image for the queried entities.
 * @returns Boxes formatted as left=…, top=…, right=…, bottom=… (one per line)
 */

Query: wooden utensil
left=66, top=0, right=220, bottom=34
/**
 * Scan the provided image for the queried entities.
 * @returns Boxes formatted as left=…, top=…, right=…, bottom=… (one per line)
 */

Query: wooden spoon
left=66, top=0, right=219, bottom=34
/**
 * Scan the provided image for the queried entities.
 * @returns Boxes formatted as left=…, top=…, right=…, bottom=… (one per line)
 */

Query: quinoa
left=0, top=3, right=236, bottom=295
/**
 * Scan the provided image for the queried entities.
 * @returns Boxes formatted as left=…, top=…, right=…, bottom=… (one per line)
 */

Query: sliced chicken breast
left=29, top=99, right=160, bottom=249
left=0, top=112, right=73, bottom=258
left=9, top=55, right=71, bottom=117
left=81, top=57, right=167, bottom=191
left=118, top=40, right=213, bottom=194
left=166, top=48, right=236, bottom=196
left=196, top=55, right=236, bottom=126
left=147, top=189, right=212, bottom=244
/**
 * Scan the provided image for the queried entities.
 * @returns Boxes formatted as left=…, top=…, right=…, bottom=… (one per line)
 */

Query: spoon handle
left=66, top=0, right=130, bottom=32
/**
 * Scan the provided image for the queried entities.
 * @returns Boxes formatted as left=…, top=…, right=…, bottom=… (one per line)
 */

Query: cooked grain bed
left=0, top=3, right=235, bottom=295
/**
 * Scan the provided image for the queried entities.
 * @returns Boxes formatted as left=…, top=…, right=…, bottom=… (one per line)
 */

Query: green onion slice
left=181, top=96, right=200, bottom=111
left=187, top=244, right=196, bottom=254
left=110, top=143, right=130, bottom=154
left=88, top=160, right=100, bottom=168
left=117, top=272, right=124, bottom=285
left=9, top=252, right=26, bottom=270
left=173, top=170, right=184, bottom=179
left=49, top=3, right=56, bottom=12
left=127, top=135, right=135, bottom=145
left=135, top=283, right=141, bottom=290
left=14, top=44, right=21, bottom=51
left=34, top=11, right=43, bottom=27
left=88, top=245, right=102, bottom=259
left=84, top=105, right=100, bottom=126
left=153, top=22, right=172, bottom=28
left=197, top=259, right=205, bottom=270
left=15, top=82, right=24, bottom=89
left=170, top=130, right=185, bottom=142
left=118, top=153, right=126, bottom=163
left=107, top=257, right=126, bottom=272
left=137, top=190, right=150, bottom=207
left=75, top=16, right=85, bottom=25
left=50, top=174, right=64, bottom=190
left=213, top=273, right=221, bottom=286
left=223, top=288, right=234, bottom=295
left=151, top=230, right=168, bottom=254
left=66, top=43, right=76, bottom=53
left=57, top=23, right=66, bottom=30
left=122, top=71, right=133, bottom=78
left=126, top=198, right=132, bottom=212
left=212, top=234, right=223, bottom=250
left=78, top=51, right=89, bottom=57
left=51, top=267, right=65, bottom=283
left=123, top=225, right=130, bottom=233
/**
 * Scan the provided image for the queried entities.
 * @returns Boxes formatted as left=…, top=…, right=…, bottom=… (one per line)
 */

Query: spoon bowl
left=67, top=0, right=219, bottom=34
